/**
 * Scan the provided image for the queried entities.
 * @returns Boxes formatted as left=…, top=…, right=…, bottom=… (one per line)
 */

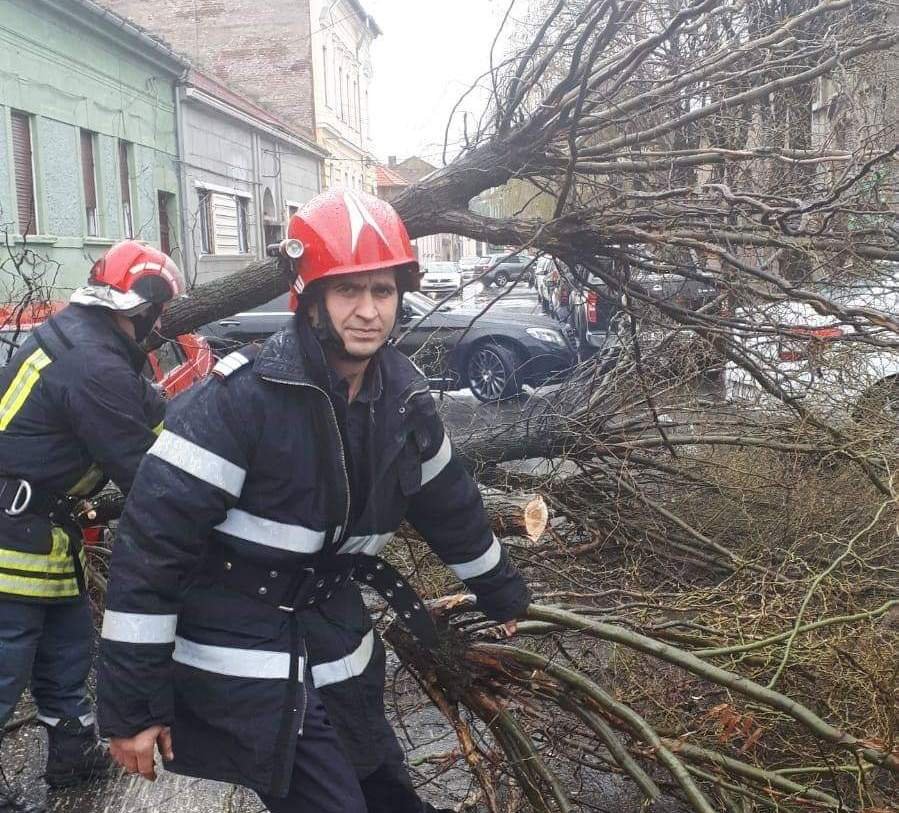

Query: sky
left=363, top=0, right=509, bottom=167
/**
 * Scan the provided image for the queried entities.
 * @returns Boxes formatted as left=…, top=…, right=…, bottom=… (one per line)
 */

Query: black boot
left=44, top=719, right=112, bottom=788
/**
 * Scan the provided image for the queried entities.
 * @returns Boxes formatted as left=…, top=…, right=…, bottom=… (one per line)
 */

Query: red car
left=0, top=302, right=213, bottom=396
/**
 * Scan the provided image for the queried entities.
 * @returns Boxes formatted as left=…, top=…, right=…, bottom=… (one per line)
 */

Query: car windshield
left=425, top=262, right=458, bottom=274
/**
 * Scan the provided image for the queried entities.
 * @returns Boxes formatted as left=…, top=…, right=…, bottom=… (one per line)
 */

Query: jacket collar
left=254, top=314, right=422, bottom=406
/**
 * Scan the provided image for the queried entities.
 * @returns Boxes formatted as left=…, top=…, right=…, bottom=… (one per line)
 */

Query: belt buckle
left=4, top=480, right=32, bottom=516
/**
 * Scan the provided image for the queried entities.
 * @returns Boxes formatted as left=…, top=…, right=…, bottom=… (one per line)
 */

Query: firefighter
left=0, top=241, right=186, bottom=812
left=97, top=190, right=531, bottom=813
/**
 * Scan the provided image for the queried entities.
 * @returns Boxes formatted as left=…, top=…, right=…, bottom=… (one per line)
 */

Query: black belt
left=0, top=476, right=74, bottom=523
left=213, top=547, right=439, bottom=647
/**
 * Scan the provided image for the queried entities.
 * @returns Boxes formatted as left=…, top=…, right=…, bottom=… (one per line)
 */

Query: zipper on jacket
left=259, top=377, right=351, bottom=547
left=297, top=636, right=308, bottom=737
left=259, top=376, right=350, bottom=796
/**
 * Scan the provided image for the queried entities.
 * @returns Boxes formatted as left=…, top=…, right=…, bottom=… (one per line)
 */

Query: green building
left=0, top=0, right=186, bottom=295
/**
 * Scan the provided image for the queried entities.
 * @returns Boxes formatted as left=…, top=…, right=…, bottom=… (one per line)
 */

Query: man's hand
left=109, top=725, right=173, bottom=781
left=495, top=620, right=518, bottom=638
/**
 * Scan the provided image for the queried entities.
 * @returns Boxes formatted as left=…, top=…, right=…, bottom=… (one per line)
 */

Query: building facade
left=178, top=70, right=325, bottom=286
left=0, top=0, right=185, bottom=293
left=378, top=156, right=485, bottom=264
left=310, top=0, right=380, bottom=193
left=98, top=0, right=318, bottom=143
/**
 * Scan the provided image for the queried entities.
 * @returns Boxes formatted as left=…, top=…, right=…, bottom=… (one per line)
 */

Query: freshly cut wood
left=400, top=489, right=548, bottom=545
left=480, top=489, right=548, bottom=543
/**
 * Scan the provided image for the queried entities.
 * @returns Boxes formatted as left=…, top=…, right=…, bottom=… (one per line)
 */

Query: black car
left=201, top=291, right=576, bottom=402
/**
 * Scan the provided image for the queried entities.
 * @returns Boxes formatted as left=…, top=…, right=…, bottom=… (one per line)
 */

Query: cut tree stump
left=480, top=489, right=549, bottom=543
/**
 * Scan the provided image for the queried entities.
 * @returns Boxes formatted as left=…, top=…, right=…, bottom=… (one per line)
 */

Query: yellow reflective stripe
left=0, top=550, right=76, bottom=574
left=0, top=571, right=80, bottom=598
left=0, top=349, right=52, bottom=430
left=0, top=527, right=75, bottom=573
left=152, top=420, right=164, bottom=436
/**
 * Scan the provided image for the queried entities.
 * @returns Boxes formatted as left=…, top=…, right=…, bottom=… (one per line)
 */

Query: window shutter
left=211, top=193, right=240, bottom=254
left=10, top=111, right=37, bottom=235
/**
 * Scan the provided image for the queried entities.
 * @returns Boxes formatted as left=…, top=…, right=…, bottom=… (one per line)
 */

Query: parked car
left=533, top=256, right=556, bottom=313
left=0, top=302, right=214, bottom=397
left=420, top=261, right=462, bottom=297
left=202, top=291, right=576, bottom=402
left=724, top=271, right=899, bottom=421
left=561, top=257, right=718, bottom=362
left=469, top=252, right=536, bottom=288
left=458, top=256, right=483, bottom=281
left=397, top=292, right=575, bottom=400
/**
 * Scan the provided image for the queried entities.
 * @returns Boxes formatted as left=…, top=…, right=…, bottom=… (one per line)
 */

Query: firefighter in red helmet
left=98, top=190, right=530, bottom=812
left=0, top=241, right=185, bottom=813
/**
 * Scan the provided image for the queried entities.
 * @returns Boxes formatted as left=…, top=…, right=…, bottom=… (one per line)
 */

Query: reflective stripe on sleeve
left=0, top=349, right=52, bottom=430
left=149, top=430, right=245, bottom=497
left=101, top=611, right=178, bottom=645
left=173, top=636, right=304, bottom=680
left=214, top=509, right=326, bottom=553
left=421, top=433, right=452, bottom=486
left=311, top=630, right=374, bottom=688
left=337, top=532, right=394, bottom=556
left=448, top=535, right=502, bottom=580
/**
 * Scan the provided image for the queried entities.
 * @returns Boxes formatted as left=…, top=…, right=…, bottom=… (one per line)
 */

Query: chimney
left=388, top=155, right=396, bottom=167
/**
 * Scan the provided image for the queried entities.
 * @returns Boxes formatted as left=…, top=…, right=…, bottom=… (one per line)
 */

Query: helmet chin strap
left=303, top=281, right=405, bottom=362
left=310, top=299, right=373, bottom=362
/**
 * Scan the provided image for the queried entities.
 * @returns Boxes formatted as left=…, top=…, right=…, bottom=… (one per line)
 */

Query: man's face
left=318, top=268, right=398, bottom=359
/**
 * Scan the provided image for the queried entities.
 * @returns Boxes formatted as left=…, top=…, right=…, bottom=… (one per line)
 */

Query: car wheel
left=466, top=342, right=520, bottom=402
left=493, top=271, right=509, bottom=287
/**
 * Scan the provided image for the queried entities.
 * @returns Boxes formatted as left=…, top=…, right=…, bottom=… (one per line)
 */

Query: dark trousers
left=0, top=596, right=93, bottom=727
left=257, top=683, right=441, bottom=813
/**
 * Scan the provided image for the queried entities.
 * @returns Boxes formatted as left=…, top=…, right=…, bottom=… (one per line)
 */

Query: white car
left=533, top=256, right=557, bottom=313
left=458, top=256, right=483, bottom=281
left=420, top=261, right=462, bottom=297
left=724, top=271, right=899, bottom=421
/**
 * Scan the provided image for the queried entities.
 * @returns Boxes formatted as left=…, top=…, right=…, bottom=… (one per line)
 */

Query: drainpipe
left=173, top=77, right=193, bottom=283
left=251, top=130, right=263, bottom=258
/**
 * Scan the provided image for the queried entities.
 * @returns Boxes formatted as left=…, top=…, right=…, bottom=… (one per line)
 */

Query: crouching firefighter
left=97, top=189, right=532, bottom=813
left=0, top=241, right=186, bottom=812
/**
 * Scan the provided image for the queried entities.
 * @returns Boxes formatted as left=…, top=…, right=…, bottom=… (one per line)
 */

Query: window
left=322, top=45, right=329, bottom=106
left=338, top=66, right=344, bottom=120
left=352, top=78, right=358, bottom=129
left=346, top=73, right=352, bottom=126
left=158, top=191, right=175, bottom=257
left=197, top=189, right=250, bottom=255
left=236, top=197, right=249, bottom=254
left=118, top=140, right=134, bottom=238
left=81, top=130, right=98, bottom=236
left=10, top=111, right=37, bottom=236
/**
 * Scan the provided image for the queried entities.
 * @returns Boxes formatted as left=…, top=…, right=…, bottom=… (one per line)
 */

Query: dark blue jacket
left=98, top=317, right=530, bottom=796
left=0, top=304, right=165, bottom=602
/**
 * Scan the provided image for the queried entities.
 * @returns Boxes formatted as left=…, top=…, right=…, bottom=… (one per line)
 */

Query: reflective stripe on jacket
left=0, top=304, right=165, bottom=602
left=98, top=316, right=531, bottom=797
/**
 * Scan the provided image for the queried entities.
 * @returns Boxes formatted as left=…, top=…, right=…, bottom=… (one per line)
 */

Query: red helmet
left=71, top=241, right=186, bottom=313
left=286, top=189, right=419, bottom=299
